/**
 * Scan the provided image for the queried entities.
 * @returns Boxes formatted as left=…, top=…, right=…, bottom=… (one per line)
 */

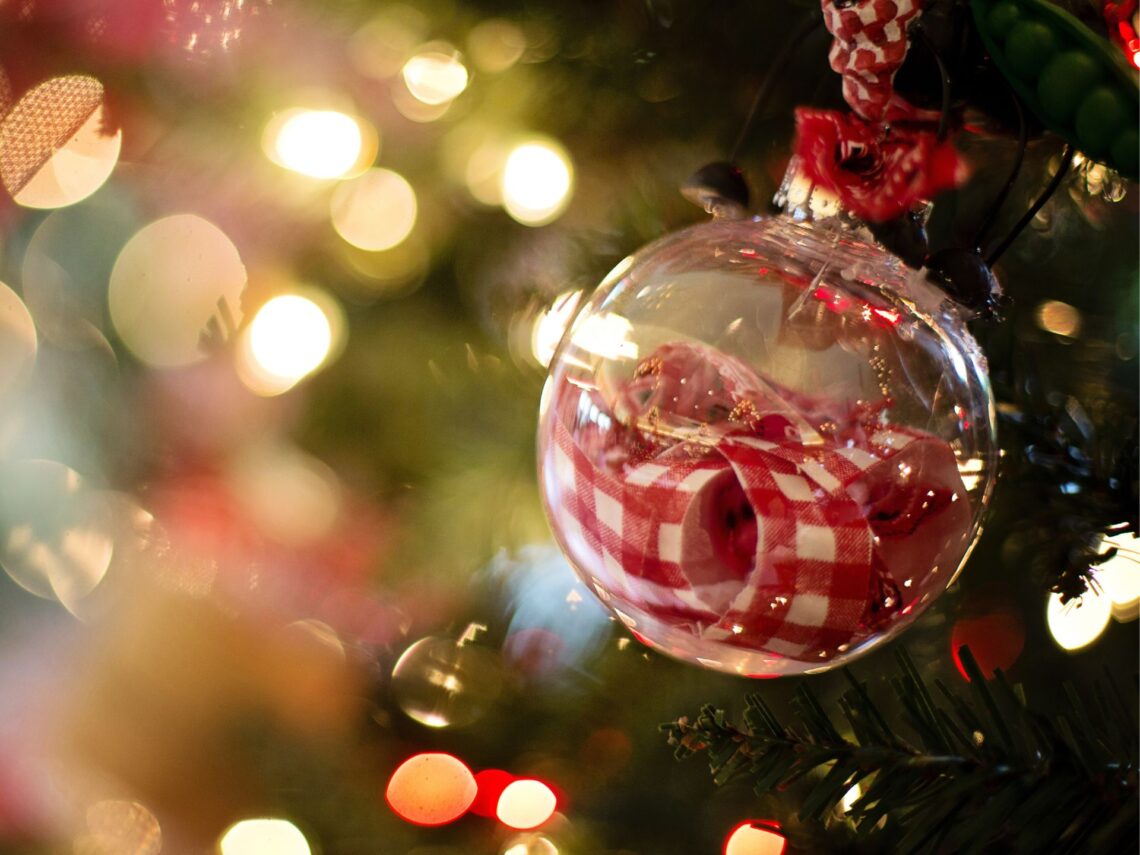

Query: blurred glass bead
left=391, top=635, right=503, bottom=728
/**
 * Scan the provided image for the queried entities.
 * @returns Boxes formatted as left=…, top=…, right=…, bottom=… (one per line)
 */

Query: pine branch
left=661, top=648, right=1138, bottom=854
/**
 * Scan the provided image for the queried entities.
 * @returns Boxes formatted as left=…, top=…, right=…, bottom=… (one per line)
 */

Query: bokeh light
left=531, top=290, right=582, bottom=367
left=330, top=168, right=417, bottom=251
left=229, top=444, right=342, bottom=547
left=391, top=635, right=504, bottom=728
left=386, top=753, right=478, bottom=826
left=0, top=281, right=37, bottom=399
left=723, top=821, right=786, bottom=855
left=951, top=607, right=1025, bottom=680
left=1094, top=531, right=1140, bottom=621
left=79, top=800, right=161, bottom=855
left=109, top=214, right=246, bottom=368
left=503, top=835, right=559, bottom=855
left=10, top=102, right=120, bottom=210
left=218, top=818, right=311, bottom=855
left=1036, top=300, right=1081, bottom=338
left=349, top=8, right=428, bottom=80
left=495, top=779, right=557, bottom=830
left=1047, top=588, right=1112, bottom=651
left=471, top=769, right=516, bottom=817
left=263, top=108, right=374, bottom=179
left=401, top=47, right=469, bottom=105
left=237, top=290, right=343, bottom=395
left=467, top=19, right=527, bottom=73
left=0, top=75, right=115, bottom=208
left=0, top=460, right=113, bottom=611
left=464, top=139, right=510, bottom=206
left=501, top=139, right=574, bottom=226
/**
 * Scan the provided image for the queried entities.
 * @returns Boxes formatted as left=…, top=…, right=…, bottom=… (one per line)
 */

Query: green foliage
left=662, top=648, right=1138, bottom=853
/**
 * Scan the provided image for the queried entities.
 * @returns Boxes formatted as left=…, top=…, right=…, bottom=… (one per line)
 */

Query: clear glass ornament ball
left=537, top=215, right=997, bottom=677
left=390, top=636, right=504, bottom=727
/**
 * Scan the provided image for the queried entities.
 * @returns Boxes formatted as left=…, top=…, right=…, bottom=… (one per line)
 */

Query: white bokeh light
left=402, top=49, right=469, bottom=105
left=219, top=819, right=311, bottom=855
left=264, top=109, right=370, bottom=179
left=330, top=168, right=417, bottom=251
left=248, top=294, right=333, bottom=384
left=501, top=139, right=573, bottom=226
left=1046, top=588, right=1113, bottom=651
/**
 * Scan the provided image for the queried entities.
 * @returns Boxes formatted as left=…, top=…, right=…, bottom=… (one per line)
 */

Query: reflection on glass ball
left=391, top=636, right=503, bottom=728
left=538, top=217, right=997, bottom=677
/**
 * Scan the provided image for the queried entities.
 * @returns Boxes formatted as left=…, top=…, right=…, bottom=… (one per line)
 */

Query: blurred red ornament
left=793, top=108, right=966, bottom=222
left=951, top=606, right=1025, bottom=680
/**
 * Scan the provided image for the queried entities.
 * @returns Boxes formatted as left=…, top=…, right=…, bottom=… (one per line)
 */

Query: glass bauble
left=537, top=216, right=997, bottom=676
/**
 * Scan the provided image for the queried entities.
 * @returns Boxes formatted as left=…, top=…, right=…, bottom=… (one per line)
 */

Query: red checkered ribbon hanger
left=543, top=340, right=972, bottom=663
left=822, top=0, right=937, bottom=122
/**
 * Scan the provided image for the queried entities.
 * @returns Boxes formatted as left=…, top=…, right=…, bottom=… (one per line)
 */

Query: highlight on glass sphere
left=537, top=216, right=998, bottom=677
left=390, top=633, right=503, bottom=728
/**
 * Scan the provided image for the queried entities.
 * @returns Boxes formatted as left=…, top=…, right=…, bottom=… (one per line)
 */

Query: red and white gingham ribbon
left=821, top=0, right=932, bottom=122
left=543, top=340, right=972, bottom=662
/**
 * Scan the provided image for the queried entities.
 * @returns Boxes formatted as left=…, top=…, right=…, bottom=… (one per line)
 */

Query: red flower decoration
left=793, top=108, right=966, bottom=223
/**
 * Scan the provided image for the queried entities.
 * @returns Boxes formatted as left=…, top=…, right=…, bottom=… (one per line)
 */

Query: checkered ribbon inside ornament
left=544, top=340, right=971, bottom=662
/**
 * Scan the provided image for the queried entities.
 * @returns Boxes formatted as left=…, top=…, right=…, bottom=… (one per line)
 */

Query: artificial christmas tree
left=0, top=1, right=1132, bottom=853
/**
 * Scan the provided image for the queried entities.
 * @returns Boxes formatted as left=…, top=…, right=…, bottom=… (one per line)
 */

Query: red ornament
left=793, top=108, right=966, bottom=222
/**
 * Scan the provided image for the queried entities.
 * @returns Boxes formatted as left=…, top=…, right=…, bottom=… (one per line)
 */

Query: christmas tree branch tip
left=661, top=647, right=1138, bottom=853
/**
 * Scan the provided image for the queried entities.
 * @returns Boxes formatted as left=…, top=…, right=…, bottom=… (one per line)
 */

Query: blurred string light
left=228, top=444, right=342, bottom=547
left=330, top=168, right=417, bottom=251
left=464, top=138, right=510, bottom=206
left=496, top=779, right=558, bottom=830
left=262, top=108, right=376, bottom=180
left=236, top=289, right=344, bottom=396
left=501, top=139, right=574, bottom=226
left=723, top=821, right=787, bottom=855
left=346, top=6, right=428, bottom=80
left=1046, top=586, right=1112, bottom=651
left=0, top=75, right=120, bottom=209
left=218, top=819, right=311, bottom=855
left=531, top=290, right=582, bottom=367
left=349, top=7, right=429, bottom=80
left=0, top=281, right=37, bottom=399
left=467, top=19, right=526, bottom=73
left=78, top=800, right=161, bottom=855
left=1095, top=530, right=1140, bottom=621
left=385, top=753, right=478, bottom=826
left=109, top=214, right=246, bottom=368
left=502, top=834, right=559, bottom=855
left=1036, top=300, right=1081, bottom=338
left=401, top=45, right=469, bottom=106
left=391, top=633, right=504, bottom=728
left=0, top=459, right=113, bottom=614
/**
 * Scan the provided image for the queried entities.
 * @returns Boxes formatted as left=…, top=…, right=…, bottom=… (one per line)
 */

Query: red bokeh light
left=470, top=769, right=515, bottom=817
left=951, top=607, right=1025, bottom=681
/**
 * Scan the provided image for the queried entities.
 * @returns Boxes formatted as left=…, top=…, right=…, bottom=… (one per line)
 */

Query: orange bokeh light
left=724, top=821, right=786, bottom=855
left=385, top=752, right=477, bottom=827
